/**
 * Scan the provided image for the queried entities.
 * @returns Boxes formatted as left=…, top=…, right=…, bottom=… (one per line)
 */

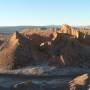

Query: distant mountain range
left=0, top=25, right=90, bottom=33
left=0, top=26, right=34, bottom=33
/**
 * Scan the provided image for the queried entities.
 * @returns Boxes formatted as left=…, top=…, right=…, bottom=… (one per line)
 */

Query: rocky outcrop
left=0, top=24, right=90, bottom=69
left=0, top=33, right=18, bottom=69
left=60, top=24, right=79, bottom=38
left=69, top=74, right=90, bottom=90
left=60, top=24, right=90, bottom=45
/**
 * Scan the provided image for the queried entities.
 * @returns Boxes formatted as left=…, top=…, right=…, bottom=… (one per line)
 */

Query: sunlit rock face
left=0, top=33, right=18, bottom=69
left=0, top=24, right=90, bottom=69
left=60, top=24, right=79, bottom=38
left=69, top=74, right=90, bottom=90
left=0, top=31, right=34, bottom=69
left=61, top=24, right=72, bottom=34
left=60, top=24, right=90, bottom=45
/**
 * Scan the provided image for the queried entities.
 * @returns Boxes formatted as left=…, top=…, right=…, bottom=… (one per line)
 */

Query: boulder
left=69, top=74, right=89, bottom=90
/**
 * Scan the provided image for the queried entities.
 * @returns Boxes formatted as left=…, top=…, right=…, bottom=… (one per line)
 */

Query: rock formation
left=69, top=74, right=90, bottom=90
left=0, top=24, right=90, bottom=69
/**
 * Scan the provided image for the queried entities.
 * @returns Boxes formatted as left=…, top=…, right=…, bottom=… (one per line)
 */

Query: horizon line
left=0, top=24, right=90, bottom=27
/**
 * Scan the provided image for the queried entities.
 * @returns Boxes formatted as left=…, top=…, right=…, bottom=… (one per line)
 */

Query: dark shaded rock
left=11, top=80, right=40, bottom=90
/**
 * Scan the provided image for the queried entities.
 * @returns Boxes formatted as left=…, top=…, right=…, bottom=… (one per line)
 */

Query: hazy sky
left=0, top=0, right=90, bottom=26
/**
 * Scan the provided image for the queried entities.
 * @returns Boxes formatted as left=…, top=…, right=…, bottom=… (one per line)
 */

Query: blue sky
left=0, top=0, right=90, bottom=26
